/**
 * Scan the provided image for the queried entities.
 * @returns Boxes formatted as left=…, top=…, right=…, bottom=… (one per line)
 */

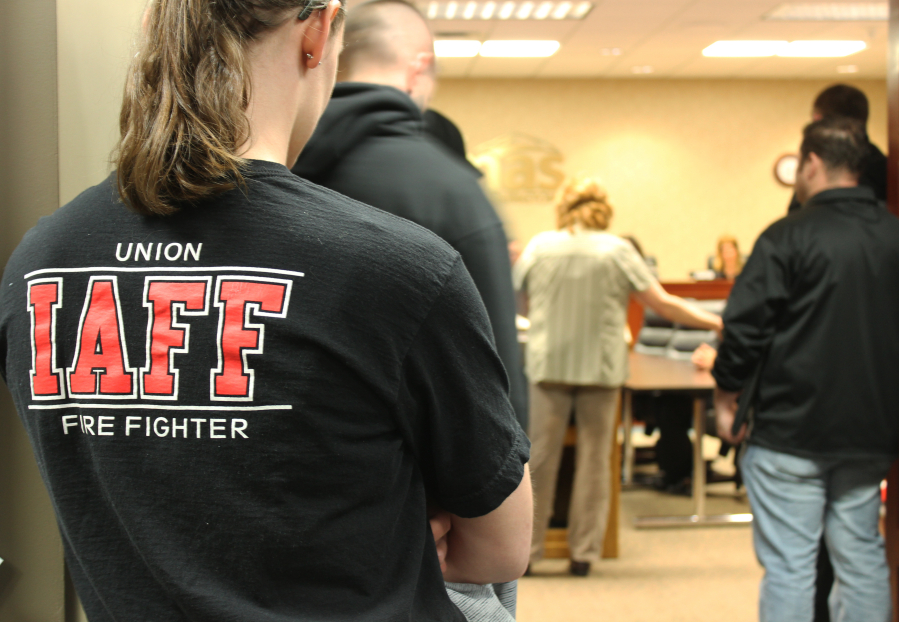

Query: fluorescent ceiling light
left=765, top=2, right=886, bottom=21
left=703, top=40, right=788, bottom=57
left=535, top=1, right=554, bottom=19
left=551, top=1, right=572, bottom=18
left=703, top=40, right=866, bottom=58
left=779, top=40, right=866, bottom=56
left=516, top=1, right=534, bottom=18
left=434, top=40, right=482, bottom=57
left=479, top=40, right=561, bottom=57
left=421, top=0, right=592, bottom=19
left=572, top=0, right=592, bottom=19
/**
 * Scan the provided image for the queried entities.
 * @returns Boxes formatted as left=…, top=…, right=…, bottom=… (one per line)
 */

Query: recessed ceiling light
left=479, top=40, right=561, bottom=57
left=703, top=40, right=866, bottom=57
left=421, top=0, right=592, bottom=19
left=837, top=64, right=859, bottom=73
left=434, top=40, right=482, bottom=57
left=765, top=2, right=886, bottom=21
left=703, top=40, right=789, bottom=57
left=779, top=40, right=866, bottom=57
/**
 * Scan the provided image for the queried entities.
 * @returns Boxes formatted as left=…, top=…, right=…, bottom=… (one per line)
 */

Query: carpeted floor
left=519, top=471, right=762, bottom=622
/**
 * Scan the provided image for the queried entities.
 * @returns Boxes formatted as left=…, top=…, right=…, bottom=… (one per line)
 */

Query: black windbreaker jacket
left=713, top=186, right=899, bottom=459
left=293, top=83, right=528, bottom=430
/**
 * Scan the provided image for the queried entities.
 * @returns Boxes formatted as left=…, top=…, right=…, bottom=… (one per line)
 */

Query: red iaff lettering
left=214, top=281, right=287, bottom=398
left=29, top=280, right=63, bottom=397
left=69, top=279, right=134, bottom=395
left=143, top=280, right=208, bottom=397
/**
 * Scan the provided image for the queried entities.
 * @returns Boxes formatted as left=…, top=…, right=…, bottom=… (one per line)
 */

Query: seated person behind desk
left=713, top=235, right=743, bottom=281
left=515, top=176, right=721, bottom=577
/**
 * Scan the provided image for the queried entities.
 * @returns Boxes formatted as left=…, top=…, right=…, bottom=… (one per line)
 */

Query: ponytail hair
left=116, top=0, right=341, bottom=216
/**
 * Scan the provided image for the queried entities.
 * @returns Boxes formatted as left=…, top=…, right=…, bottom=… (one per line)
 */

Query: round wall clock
left=774, top=154, right=799, bottom=186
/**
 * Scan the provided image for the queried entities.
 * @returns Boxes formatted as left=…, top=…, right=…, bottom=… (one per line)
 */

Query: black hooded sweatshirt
left=294, top=83, right=528, bottom=431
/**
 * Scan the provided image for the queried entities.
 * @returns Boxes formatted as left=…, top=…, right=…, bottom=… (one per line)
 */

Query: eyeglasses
left=298, top=0, right=333, bottom=20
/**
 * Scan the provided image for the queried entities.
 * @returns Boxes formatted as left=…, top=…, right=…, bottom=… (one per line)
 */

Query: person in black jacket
left=292, top=0, right=528, bottom=434
left=787, top=84, right=886, bottom=214
left=787, top=84, right=887, bottom=622
left=714, top=117, right=899, bottom=622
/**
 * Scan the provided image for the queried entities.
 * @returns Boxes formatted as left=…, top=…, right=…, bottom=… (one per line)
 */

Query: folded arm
left=436, top=465, right=533, bottom=585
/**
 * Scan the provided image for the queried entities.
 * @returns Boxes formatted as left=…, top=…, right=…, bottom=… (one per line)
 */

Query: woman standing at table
left=515, top=177, right=721, bottom=576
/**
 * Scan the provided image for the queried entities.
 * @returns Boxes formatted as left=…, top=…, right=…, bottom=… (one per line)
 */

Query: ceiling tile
left=422, top=0, right=891, bottom=78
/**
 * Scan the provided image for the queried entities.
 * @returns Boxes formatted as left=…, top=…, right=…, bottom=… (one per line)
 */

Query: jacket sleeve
left=711, top=230, right=791, bottom=392
left=453, top=223, right=529, bottom=432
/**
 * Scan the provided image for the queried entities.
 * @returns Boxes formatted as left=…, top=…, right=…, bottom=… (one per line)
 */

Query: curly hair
left=555, top=176, right=613, bottom=232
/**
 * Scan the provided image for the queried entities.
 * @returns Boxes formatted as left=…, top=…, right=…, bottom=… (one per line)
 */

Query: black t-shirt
left=0, top=160, right=529, bottom=622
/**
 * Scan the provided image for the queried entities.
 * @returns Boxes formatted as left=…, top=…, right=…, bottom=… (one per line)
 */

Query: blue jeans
left=741, top=444, right=892, bottom=622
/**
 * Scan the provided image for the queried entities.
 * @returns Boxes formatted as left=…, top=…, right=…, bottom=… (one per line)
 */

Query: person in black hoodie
left=292, top=0, right=528, bottom=435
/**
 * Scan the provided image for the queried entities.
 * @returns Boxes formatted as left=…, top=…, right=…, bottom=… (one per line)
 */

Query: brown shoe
left=569, top=561, right=590, bottom=576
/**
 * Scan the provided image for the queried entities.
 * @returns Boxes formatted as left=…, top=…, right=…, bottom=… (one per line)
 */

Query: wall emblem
left=471, top=133, right=565, bottom=203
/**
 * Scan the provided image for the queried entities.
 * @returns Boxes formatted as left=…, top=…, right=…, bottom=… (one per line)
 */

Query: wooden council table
left=621, top=352, right=753, bottom=528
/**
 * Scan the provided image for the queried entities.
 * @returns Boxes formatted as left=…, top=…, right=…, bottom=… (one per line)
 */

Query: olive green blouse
left=514, top=229, right=655, bottom=387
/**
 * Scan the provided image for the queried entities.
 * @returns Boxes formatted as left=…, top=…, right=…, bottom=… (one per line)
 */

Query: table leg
left=622, top=389, right=634, bottom=486
left=692, top=396, right=706, bottom=518
left=633, top=391, right=752, bottom=528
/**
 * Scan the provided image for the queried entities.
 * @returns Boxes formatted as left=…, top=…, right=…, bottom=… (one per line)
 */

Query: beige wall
left=0, top=0, right=67, bottom=620
left=431, top=78, right=887, bottom=281
left=58, top=0, right=147, bottom=206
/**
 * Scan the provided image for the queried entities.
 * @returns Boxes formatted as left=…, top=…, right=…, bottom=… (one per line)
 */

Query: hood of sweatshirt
left=292, top=82, right=421, bottom=184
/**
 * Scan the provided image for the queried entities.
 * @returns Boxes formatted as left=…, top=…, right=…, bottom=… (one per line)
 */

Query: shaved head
left=339, top=0, right=437, bottom=109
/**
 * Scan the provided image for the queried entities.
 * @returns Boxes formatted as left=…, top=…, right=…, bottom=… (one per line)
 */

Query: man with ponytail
left=0, top=1, right=531, bottom=620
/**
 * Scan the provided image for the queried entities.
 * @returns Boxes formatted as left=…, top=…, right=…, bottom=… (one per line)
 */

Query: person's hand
left=429, top=509, right=452, bottom=575
left=714, top=387, right=746, bottom=445
left=692, top=343, right=718, bottom=371
left=712, top=316, right=724, bottom=340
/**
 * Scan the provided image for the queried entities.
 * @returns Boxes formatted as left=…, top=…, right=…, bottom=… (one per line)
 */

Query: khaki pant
left=528, top=382, right=618, bottom=564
